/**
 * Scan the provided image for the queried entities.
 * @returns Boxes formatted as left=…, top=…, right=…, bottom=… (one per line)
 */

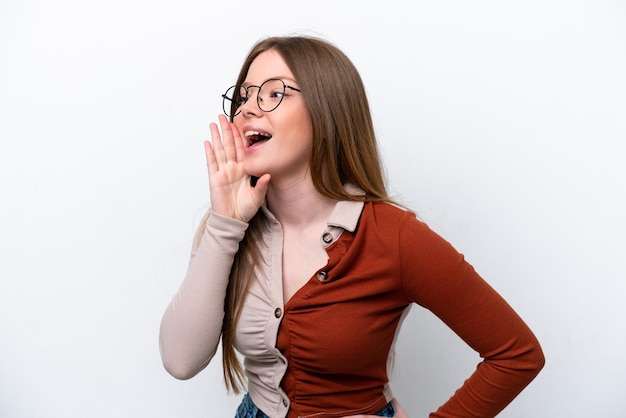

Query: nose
left=239, top=87, right=262, bottom=117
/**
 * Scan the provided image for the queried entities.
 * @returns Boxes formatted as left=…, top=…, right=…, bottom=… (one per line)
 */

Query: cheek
left=277, top=111, right=313, bottom=146
left=292, top=114, right=314, bottom=148
left=232, top=115, right=244, bottom=130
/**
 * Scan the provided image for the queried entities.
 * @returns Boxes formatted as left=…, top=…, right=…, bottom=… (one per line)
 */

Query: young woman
left=159, top=36, right=544, bottom=418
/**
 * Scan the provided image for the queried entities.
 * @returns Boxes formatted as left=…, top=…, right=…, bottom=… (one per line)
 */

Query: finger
left=230, top=122, right=246, bottom=163
left=209, top=121, right=226, bottom=165
left=252, top=174, right=271, bottom=203
left=218, top=114, right=237, bottom=162
left=204, top=140, right=217, bottom=176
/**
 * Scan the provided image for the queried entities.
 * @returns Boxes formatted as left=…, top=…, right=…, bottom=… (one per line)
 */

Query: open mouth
left=244, top=130, right=272, bottom=147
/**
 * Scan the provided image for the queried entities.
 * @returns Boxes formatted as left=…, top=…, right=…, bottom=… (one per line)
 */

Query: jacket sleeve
left=398, top=212, right=545, bottom=417
left=159, top=211, right=248, bottom=380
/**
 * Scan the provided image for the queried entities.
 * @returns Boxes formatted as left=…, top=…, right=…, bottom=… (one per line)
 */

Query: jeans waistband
left=235, top=393, right=395, bottom=417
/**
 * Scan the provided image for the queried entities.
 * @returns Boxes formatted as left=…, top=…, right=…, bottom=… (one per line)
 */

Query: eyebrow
left=242, top=77, right=299, bottom=87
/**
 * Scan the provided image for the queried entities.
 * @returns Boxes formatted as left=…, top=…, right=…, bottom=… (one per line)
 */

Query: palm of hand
left=205, top=115, right=270, bottom=222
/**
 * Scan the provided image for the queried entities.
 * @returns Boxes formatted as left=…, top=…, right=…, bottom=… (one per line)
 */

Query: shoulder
left=354, top=201, right=431, bottom=244
left=362, top=201, right=421, bottom=228
left=361, top=201, right=454, bottom=251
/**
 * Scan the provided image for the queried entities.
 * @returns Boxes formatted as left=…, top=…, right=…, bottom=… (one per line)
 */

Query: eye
left=268, top=89, right=285, bottom=100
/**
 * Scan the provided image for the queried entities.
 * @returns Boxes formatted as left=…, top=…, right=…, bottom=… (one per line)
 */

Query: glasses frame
left=221, top=78, right=301, bottom=118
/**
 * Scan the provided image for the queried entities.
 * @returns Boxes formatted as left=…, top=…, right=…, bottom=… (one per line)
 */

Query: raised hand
left=204, top=114, right=270, bottom=222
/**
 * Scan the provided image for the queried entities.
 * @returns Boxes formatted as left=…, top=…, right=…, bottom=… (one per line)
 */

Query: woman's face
left=233, top=49, right=313, bottom=183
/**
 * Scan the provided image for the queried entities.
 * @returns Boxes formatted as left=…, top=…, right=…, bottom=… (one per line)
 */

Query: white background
left=1, top=0, right=625, bottom=417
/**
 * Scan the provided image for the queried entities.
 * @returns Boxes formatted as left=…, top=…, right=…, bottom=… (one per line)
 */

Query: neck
left=266, top=177, right=336, bottom=227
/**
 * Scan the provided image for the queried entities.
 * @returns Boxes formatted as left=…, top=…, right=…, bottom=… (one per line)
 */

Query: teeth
left=244, top=130, right=271, bottom=138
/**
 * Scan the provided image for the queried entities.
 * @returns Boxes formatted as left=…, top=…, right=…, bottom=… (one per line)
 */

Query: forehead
left=244, top=49, right=296, bottom=85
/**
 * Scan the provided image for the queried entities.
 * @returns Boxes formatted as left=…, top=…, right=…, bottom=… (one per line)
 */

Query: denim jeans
left=235, top=393, right=269, bottom=418
left=235, top=393, right=396, bottom=417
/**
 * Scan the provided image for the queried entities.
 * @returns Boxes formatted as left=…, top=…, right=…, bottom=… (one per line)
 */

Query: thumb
left=252, top=174, right=271, bottom=202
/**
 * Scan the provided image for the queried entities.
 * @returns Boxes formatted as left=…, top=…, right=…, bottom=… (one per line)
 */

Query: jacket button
left=283, top=399, right=288, bottom=407
left=274, top=308, right=282, bottom=318
left=317, top=271, right=327, bottom=282
left=322, top=232, right=333, bottom=244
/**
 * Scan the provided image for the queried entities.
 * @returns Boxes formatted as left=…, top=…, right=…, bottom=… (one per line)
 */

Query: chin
left=244, top=166, right=268, bottom=179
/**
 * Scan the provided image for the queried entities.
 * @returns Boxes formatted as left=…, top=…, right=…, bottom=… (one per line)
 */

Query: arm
left=159, top=115, right=269, bottom=379
left=399, top=213, right=545, bottom=417
left=159, top=212, right=248, bottom=379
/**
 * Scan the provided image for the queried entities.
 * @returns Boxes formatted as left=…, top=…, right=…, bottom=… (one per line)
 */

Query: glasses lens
left=258, top=79, right=286, bottom=112
left=222, top=85, right=245, bottom=117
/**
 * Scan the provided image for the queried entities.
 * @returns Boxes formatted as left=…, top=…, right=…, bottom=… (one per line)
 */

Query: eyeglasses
left=221, top=78, right=301, bottom=118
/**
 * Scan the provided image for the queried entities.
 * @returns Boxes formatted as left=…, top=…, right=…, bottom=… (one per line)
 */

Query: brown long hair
left=220, top=35, right=391, bottom=392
